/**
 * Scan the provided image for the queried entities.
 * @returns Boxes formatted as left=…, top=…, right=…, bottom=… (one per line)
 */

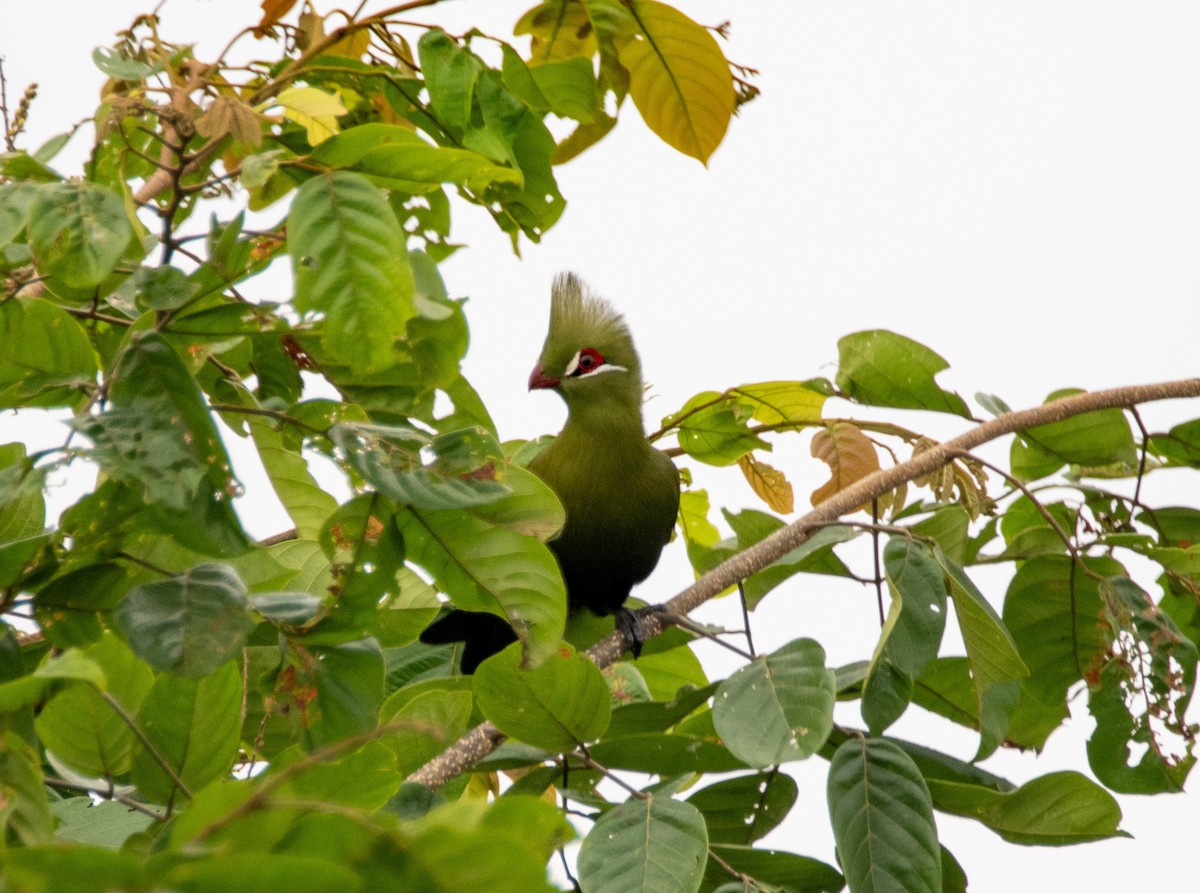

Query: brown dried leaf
left=810, top=422, right=881, bottom=508
left=256, top=0, right=299, bottom=36
left=195, top=96, right=263, bottom=146
left=738, top=453, right=795, bottom=514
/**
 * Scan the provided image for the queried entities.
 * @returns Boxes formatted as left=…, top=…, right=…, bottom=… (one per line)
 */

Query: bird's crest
left=548, top=272, right=634, bottom=355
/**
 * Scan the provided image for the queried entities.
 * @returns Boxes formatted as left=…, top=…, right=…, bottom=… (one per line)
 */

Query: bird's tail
left=419, top=609, right=518, bottom=674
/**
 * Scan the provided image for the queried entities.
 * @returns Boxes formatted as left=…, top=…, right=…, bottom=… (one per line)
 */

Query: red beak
left=528, top=363, right=560, bottom=390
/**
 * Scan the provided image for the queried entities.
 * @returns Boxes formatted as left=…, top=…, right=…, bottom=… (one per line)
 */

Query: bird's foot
left=615, top=604, right=669, bottom=658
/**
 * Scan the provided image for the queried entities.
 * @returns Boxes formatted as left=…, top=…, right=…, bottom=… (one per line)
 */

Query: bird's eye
left=570, top=348, right=605, bottom=376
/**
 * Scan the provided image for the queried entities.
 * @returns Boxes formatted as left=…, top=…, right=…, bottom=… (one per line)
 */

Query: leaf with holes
left=1086, top=576, right=1197, bottom=793
left=686, top=771, right=798, bottom=845
left=474, top=642, right=609, bottom=751
left=827, top=737, right=941, bottom=893
left=288, top=171, right=414, bottom=374
left=713, top=638, right=835, bottom=767
left=27, top=181, right=134, bottom=296
left=577, top=794, right=708, bottom=893
left=113, top=564, right=254, bottom=678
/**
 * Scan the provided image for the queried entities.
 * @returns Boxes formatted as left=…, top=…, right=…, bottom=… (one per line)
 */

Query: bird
left=420, top=273, right=681, bottom=673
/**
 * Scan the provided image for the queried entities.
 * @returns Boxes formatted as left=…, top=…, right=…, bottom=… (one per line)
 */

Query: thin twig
left=100, top=691, right=193, bottom=801
left=42, top=776, right=165, bottom=820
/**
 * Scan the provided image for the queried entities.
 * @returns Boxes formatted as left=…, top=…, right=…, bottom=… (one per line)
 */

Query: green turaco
left=421, top=273, right=680, bottom=672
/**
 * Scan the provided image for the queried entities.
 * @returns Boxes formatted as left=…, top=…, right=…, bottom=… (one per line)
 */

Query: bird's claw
left=615, top=604, right=669, bottom=658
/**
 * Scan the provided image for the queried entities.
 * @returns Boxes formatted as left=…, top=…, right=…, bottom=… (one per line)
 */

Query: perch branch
left=407, top=377, right=1200, bottom=787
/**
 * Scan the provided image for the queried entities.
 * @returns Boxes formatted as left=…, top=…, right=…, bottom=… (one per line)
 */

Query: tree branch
left=407, top=377, right=1200, bottom=787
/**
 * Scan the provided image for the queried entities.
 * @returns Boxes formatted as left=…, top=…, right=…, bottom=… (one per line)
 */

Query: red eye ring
left=570, top=348, right=605, bottom=376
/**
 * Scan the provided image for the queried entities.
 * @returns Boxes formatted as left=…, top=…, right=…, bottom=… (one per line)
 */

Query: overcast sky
left=5, top=2, right=1200, bottom=889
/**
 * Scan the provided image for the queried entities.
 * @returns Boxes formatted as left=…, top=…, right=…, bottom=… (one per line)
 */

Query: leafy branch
left=409, top=376, right=1200, bottom=786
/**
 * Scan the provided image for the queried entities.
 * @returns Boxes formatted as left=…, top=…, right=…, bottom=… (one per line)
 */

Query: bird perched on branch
left=420, top=273, right=680, bottom=672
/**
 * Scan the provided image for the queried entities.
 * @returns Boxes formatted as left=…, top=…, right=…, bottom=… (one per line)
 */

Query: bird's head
left=529, top=273, right=643, bottom=411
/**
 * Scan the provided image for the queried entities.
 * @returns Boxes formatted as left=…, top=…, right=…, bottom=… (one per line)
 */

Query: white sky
left=5, top=1, right=1200, bottom=889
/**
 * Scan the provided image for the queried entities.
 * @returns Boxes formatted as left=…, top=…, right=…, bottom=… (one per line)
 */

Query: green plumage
left=528, top=273, right=680, bottom=616
left=420, top=273, right=680, bottom=672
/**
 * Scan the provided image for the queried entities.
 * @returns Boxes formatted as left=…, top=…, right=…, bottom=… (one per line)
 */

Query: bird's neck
left=560, top=395, right=647, bottom=451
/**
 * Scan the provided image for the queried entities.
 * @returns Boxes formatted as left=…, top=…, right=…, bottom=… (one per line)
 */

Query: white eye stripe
left=564, top=350, right=627, bottom=378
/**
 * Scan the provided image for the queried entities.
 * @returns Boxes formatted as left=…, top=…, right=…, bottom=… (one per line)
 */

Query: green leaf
left=35, top=634, right=154, bottom=777
left=929, top=770, right=1126, bottom=845
left=701, top=845, right=844, bottom=893
left=1021, top=389, right=1137, bottom=468
left=310, top=123, right=521, bottom=193
left=131, top=660, right=242, bottom=804
left=27, top=181, right=134, bottom=294
left=0, top=181, right=38, bottom=246
left=670, top=391, right=768, bottom=466
left=617, top=0, right=735, bottom=164
left=713, top=638, right=836, bottom=767
left=725, top=512, right=856, bottom=608
left=0, top=645, right=106, bottom=713
left=0, top=447, right=48, bottom=586
left=0, top=732, right=54, bottom=845
left=275, top=738, right=399, bottom=811
left=1087, top=576, right=1197, bottom=792
left=288, top=170, right=414, bottom=374
left=3, top=846, right=144, bottom=893
left=332, top=422, right=511, bottom=510
left=380, top=688, right=473, bottom=775
left=475, top=642, right=610, bottom=750
left=1003, top=554, right=1122, bottom=704
left=578, top=794, right=708, bottom=893
left=162, top=852, right=361, bottom=893
left=113, top=564, right=255, bottom=678
left=0, top=298, right=98, bottom=409
left=74, top=333, right=249, bottom=556
left=248, top=416, right=337, bottom=540
left=827, top=737, right=941, bottom=893
left=836, top=330, right=970, bottom=417
left=939, top=554, right=1028, bottom=759
left=51, top=797, right=157, bottom=848
left=862, top=539, right=948, bottom=734
left=686, top=772, right=797, bottom=845
left=606, top=682, right=718, bottom=737
left=396, top=504, right=566, bottom=667
left=587, top=731, right=747, bottom=775
left=302, top=637, right=385, bottom=748
left=318, top=494, right=405, bottom=628
left=418, top=30, right=483, bottom=132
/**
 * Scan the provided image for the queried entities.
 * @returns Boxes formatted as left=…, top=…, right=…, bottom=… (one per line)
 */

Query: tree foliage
left=1, top=3, right=1198, bottom=892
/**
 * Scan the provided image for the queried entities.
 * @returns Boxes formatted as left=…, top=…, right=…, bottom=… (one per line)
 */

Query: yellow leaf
left=516, top=1, right=599, bottom=64
left=678, top=489, right=720, bottom=548
left=738, top=454, right=795, bottom=514
left=616, top=0, right=735, bottom=163
left=270, top=87, right=347, bottom=145
left=328, top=27, right=371, bottom=61
left=810, top=423, right=881, bottom=508
left=731, top=381, right=827, bottom=426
